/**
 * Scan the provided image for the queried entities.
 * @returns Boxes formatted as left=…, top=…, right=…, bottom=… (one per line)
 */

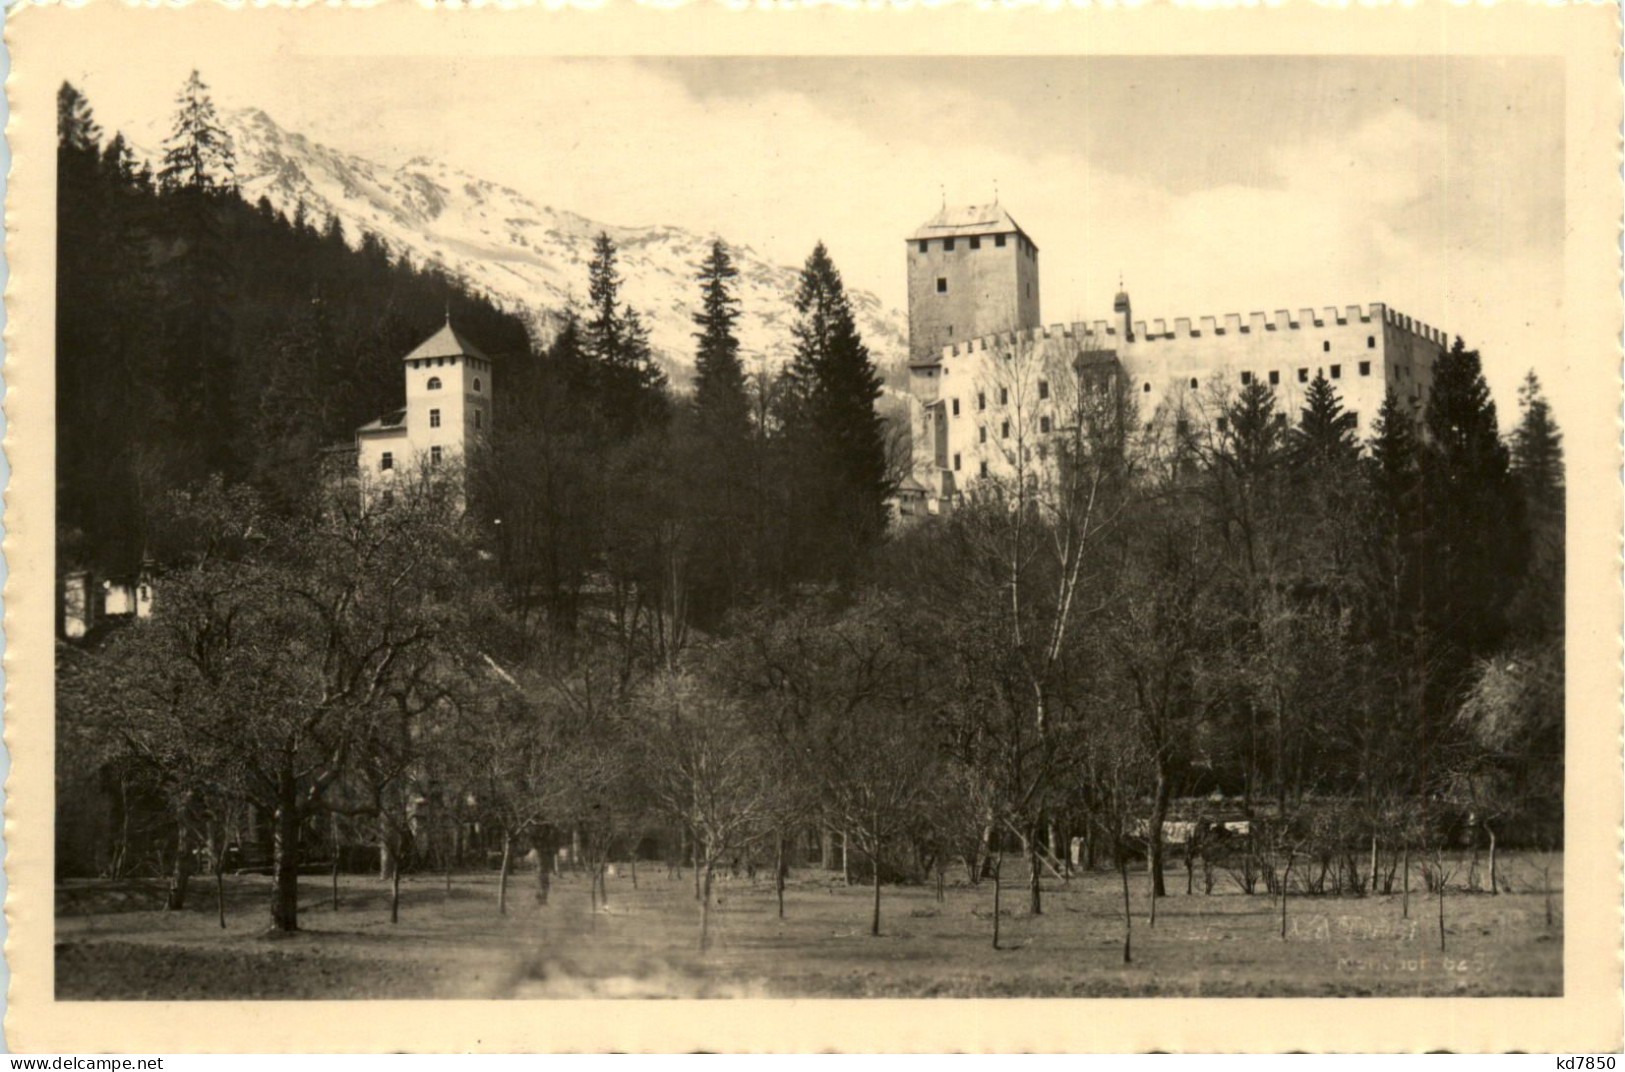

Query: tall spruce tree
left=692, top=239, right=750, bottom=447
left=1294, top=372, right=1361, bottom=470
left=781, top=242, right=889, bottom=585
left=584, top=232, right=668, bottom=436
left=1419, top=338, right=1524, bottom=726
left=158, top=70, right=236, bottom=195
left=1509, top=371, right=1564, bottom=643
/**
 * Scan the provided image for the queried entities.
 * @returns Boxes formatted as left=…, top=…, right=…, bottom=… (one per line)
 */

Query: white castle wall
left=913, top=303, right=1446, bottom=499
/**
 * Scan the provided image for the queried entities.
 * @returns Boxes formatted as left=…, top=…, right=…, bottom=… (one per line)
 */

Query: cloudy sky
left=68, top=49, right=1562, bottom=415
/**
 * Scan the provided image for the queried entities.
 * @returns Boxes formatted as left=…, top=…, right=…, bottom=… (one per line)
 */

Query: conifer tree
left=1294, top=372, right=1360, bottom=470
left=57, top=82, right=101, bottom=155
left=1511, top=371, right=1564, bottom=514
left=781, top=241, right=889, bottom=584
left=159, top=69, right=236, bottom=195
left=584, top=232, right=668, bottom=436
left=692, top=239, right=750, bottom=447
left=1419, top=338, right=1524, bottom=722
left=1509, top=371, right=1564, bottom=643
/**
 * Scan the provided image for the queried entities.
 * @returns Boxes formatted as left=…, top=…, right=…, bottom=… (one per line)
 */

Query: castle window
left=427, top=376, right=442, bottom=390
left=1359, top=361, right=1371, bottom=376
left=1367, top=335, right=1376, bottom=348
left=1038, top=380, right=1049, bottom=400
left=1330, top=364, right=1342, bottom=379
left=1001, top=420, right=1010, bottom=439
left=474, top=378, right=482, bottom=393
left=430, top=446, right=443, bottom=466
left=1349, top=411, right=1359, bottom=430
left=995, top=234, right=1007, bottom=248
left=430, top=408, right=441, bottom=428
left=937, top=278, right=948, bottom=294
left=1176, top=418, right=1190, bottom=436
left=1269, top=370, right=1280, bottom=386
left=979, top=460, right=988, bottom=478
left=1322, top=341, right=1331, bottom=352
left=970, top=236, right=981, bottom=250
left=1241, top=371, right=1253, bottom=386
left=978, top=392, right=986, bottom=411
left=999, top=388, right=1008, bottom=406
left=918, top=240, right=928, bottom=254
left=1040, top=415, right=1051, bottom=434
left=1143, top=382, right=1151, bottom=393
left=1189, top=377, right=1199, bottom=390
left=381, top=451, right=393, bottom=471
left=954, top=453, right=962, bottom=471
left=1216, top=416, right=1228, bottom=433
left=944, top=238, right=956, bottom=252
left=952, top=398, right=960, bottom=416
left=1297, top=368, right=1309, bottom=383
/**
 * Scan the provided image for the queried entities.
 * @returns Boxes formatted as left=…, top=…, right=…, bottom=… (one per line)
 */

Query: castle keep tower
left=907, top=203, right=1041, bottom=370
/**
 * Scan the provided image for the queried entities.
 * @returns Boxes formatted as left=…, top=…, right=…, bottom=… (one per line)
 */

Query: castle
left=354, top=317, right=494, bottom=505
left=903, top=203, right=1444, bottom=508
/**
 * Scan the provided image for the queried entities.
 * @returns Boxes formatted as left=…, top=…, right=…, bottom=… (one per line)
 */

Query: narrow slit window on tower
left=952, top=398, right=960, bottom=416
left=1038, top=380, right=1049, bottom=400
left=979, top=460, right=988, bottom=478
left=937, top=278, right=948, bottom=294
left=999, top=388, right=1009, bottom=406
left=1143, top=382, right=1151, bottom=393
left=979, top=426, right=987, bottom=443
left=1367, top=335, right=1376, bottom=348
left=429, top=408, right=441, bottom=428
left=1269, top=370, right=1280, bottom=386
left=474, top=378, right=482, bottom=393
left=1001, top=420, right=1010, bottom=439
left=1349, top=411, right=1359, bottom=431
left=1322, top=340, right=1331, bottom=352
left=978, top=392, right=986, bottom=411
left=954, top=453, right=962, bottom=472
left=1040, top=415, right=1051, bottom=434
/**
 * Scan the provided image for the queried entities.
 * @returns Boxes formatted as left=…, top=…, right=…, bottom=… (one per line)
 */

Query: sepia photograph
left=8, top=1, right=1621, bottom=1054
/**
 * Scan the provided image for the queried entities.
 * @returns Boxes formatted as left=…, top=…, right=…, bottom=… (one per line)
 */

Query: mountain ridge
left=135, top=107, right=909, bottom=387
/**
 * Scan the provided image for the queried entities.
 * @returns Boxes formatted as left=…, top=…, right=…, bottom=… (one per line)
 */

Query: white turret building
left=355, top=319, right=494, bottom=505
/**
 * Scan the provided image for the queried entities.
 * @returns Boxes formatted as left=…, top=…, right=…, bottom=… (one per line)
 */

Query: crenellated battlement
left=940, top=301, right=1447, bottom=360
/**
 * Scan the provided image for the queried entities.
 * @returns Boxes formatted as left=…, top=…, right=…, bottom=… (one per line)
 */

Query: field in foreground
left=56, top=853, right=1562, bottom=999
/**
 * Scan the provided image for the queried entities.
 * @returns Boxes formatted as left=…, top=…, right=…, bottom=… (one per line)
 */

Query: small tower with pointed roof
left=355, top=317, right=493, bottom=501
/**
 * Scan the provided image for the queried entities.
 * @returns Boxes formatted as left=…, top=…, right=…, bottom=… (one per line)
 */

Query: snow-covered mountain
left=141, top=107, right=909, bottom=386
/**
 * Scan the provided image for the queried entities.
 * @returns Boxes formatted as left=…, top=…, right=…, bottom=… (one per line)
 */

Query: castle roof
left=404, top=321, right=490, bottom=363
left=356, top=408, right=408, bottom=435
left=908, top=203, right=1032, bottom=245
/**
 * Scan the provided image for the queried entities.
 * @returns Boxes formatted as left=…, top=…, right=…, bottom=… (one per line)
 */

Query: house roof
left=356, top=408, right=408, bottom=435
left=907, top=203, right=1031, bottom=245
left=404, top=321, right=490, bottom=363
left=895, top=474, right=930, bottom=495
